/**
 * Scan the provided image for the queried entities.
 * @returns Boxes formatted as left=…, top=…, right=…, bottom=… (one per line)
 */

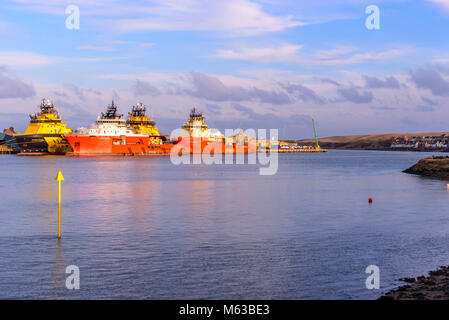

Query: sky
left=1, top=0, right=449, bottom=138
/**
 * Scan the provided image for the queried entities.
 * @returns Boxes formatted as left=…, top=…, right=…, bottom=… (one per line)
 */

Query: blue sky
left=1, top=0, right=449, bottom=138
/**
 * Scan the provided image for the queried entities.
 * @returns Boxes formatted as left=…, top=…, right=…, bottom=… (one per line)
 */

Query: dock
left=276, top=148, right=328, bottom=153
left=259, top=146, right=328, bottom=153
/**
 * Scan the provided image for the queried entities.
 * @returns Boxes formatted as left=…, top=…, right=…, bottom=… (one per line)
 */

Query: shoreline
left=403, top=156, right=449, bottom=178
left=322, top=148, right=447, bottom=152
left=379, top=266, right=449, bottom=300
left=379, top=157, right=449, bottom=300
left=303, top=147, right=449, bottom=152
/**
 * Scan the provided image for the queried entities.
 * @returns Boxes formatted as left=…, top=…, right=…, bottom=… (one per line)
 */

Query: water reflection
left=30, top=161, right=59, bottom=234
left=49, top=239, right=66, bottom=299
left=1, top=151, right=449, bottom=299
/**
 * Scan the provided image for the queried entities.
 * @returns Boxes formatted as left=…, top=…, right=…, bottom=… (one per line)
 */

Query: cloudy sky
left=1, top=0, right=449, bottom=138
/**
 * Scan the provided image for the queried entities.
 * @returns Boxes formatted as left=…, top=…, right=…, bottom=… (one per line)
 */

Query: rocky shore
left=379, top=266, right=449, bottom=300
left=379, top=158, right=449, bottom=299
left=403, top=156, right=449, bottom=178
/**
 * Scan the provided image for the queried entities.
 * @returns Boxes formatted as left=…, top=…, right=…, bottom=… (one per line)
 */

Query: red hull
left=174, top=137, right=256, bottom=154
left=65, top=135, right=173, bottom=156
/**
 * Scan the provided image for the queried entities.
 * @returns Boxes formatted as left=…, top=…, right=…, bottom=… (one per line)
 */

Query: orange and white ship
left=175, top=108, right=256, bottom=154
left=175, top=108, right=222, bottom=153
left=65, top=101, right=173, bottom=156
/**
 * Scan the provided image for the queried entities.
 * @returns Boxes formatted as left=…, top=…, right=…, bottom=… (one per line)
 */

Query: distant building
left=390, top=134, right=449, bottom=151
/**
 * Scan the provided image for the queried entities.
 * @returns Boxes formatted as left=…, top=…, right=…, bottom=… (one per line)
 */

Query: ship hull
left=14, top=134, right=72, bottom=155
left=175, top=137, right=213, bottom=154
left=175, top=137, right=256, bottom=154
left=65, top=135, right=173, bottom=156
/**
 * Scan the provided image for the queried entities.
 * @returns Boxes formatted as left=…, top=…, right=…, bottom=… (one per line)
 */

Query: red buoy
left=368, top=198, right=373, bottom=203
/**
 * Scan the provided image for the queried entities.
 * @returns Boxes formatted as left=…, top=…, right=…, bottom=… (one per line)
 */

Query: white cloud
left=77, top=45, right=116, bottom=51
left=110, top=1, right=303, bottom=35
left=0, top=50, right=131, bottom=68
left=312, top=46, right=411, bottom=65
left=77, top=41, right=155, bottom=51
left=0, top=51, right=54, bottom=67
left=211, top=44, right=411, bottom=65
left=211, top=44, right=302, bottom=62
left=138, top=43, right=155, bottom=48
left=7, top=0, right=304, bottom=36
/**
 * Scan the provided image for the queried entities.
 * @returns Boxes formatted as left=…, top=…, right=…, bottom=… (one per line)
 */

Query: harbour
left=0, top=150, right=446, bottom=299
left=1, top=0, right=447, bottom=304
left=2, top=99, right=326, bottom=157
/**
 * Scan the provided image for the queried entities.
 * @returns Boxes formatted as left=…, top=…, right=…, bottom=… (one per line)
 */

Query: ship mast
left=102, top=100, right=120, bottom=119
left=39, top=98, right=57, bottom=114
left=130, top=102, right=147, bottom=117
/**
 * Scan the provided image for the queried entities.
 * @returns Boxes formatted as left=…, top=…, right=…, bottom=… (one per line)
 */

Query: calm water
left=1, top=150, right=449, bottom=299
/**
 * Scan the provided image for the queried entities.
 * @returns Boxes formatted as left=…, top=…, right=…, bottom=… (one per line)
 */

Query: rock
left=397, top=285, right=411, bottom=291
left=411, top=292, right=426, bottom=299
left=403, top=157, right=449, bottom=178
left=379, top=265, right=449, bottom=300
left=429, top=269, right=445, bottom=276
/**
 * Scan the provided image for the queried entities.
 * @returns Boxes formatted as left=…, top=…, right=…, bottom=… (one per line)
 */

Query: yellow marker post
left=55, top=171, right=64, bottom=239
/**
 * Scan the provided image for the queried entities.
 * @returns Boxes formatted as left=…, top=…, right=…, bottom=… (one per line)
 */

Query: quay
left=260, top=147, right=328, bottom=153
left=276, top=148, right=328, bottom=153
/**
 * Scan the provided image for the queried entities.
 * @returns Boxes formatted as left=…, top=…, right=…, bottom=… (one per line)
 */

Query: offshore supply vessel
left=65, top=101, right=173, bottom=156
left=176, top=108, right=255, bottom=154
left=14, top=99, right=73, bottom=155
left=176, top=108, right=224, bottom=153
left=127, top=103, right=166, bottom=144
